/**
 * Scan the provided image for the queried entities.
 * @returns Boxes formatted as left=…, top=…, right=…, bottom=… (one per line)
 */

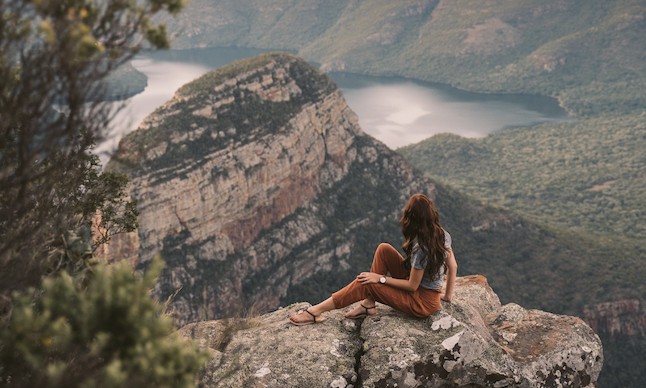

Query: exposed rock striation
left=108, top=53, right=429, bottom=325
left=583, top=299, right=646, bottom=337
left=179, top=275, right=603, bottom=387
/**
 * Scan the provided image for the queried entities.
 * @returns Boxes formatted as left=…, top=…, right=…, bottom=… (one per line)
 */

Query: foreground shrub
left=0, top=259, right=209, bottom=387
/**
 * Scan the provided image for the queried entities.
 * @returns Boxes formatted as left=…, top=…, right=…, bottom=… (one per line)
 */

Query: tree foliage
left=0, top=258, right=209, bottom=387
left=0, top=1, right=209, bottom=385
left=0, top=0, right=183, bottom=294
left=398, top=114, right=646, bottom=244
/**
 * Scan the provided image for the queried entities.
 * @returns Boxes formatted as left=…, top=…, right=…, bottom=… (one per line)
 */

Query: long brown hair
left=400, top=193, right=447, bottom=278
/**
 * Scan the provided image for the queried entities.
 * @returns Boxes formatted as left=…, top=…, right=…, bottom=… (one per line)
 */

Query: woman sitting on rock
left=290, top=193, right=457, bottom=325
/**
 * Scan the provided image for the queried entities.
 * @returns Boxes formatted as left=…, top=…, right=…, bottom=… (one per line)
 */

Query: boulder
left=178, top=275, right=603, bottom=387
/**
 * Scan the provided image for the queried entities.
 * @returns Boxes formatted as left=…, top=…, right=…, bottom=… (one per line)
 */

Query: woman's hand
left=356, top=272, right=381, bottom=284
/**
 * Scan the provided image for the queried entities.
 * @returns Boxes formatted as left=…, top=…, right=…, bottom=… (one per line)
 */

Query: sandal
left=345, top=303, right=376, bottom=319
left=289, top=308, right=325, bottom=326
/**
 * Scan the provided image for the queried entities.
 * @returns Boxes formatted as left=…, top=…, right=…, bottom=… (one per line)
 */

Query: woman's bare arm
left=356, top=267, right=424, bottom=292
left=441, top=248, right=458, bottom=302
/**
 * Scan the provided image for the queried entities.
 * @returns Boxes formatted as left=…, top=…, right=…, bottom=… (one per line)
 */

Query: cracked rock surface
left=179, top=275, right=603, bottom=387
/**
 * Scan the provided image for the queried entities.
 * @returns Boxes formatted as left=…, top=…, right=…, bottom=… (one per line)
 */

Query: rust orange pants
left=331, top=243, right=441, bottom=318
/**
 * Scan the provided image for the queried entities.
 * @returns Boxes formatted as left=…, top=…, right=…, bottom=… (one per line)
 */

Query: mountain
left=105, top=52, right=613, bottom=321
left=107, top=53, right=434, bottom=324
left=106, top=53, right=642, bottom=384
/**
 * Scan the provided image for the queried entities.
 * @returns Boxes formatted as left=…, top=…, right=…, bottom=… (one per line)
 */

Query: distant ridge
left=163, top=0, right=646, bottom=116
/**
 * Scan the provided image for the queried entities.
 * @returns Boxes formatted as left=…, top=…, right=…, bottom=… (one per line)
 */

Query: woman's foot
left=345, top=303, right=377, bottom=319
left=289, top=308, right=325, bottom=326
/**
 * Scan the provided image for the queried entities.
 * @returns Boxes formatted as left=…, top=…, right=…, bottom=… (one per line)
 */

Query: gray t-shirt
left=410, top=230, right=452, bottom=290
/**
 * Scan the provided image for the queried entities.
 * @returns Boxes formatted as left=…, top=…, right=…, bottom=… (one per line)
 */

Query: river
left=96, top=47, right=568, bottom=165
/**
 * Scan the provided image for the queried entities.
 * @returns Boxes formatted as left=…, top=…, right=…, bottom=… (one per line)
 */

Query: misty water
left=97, top=47, right=568, bottom=164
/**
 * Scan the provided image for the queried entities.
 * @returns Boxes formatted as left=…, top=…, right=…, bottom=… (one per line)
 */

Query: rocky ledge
left=179, top=275, right=603, bottom=387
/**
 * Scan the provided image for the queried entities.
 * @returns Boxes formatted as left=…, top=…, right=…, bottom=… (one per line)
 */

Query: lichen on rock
left=179, top=275, right=603, bottom=387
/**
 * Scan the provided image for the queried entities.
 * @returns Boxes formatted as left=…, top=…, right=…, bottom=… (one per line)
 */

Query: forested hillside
left=400, top=114, right=646, bottom=244
left=163, top=0, right=645, bottom=115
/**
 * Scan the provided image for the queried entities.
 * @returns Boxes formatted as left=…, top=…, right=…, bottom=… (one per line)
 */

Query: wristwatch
left=379, top=276, right=386, bottom=284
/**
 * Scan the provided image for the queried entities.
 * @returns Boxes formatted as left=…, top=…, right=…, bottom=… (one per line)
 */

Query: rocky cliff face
left=179, top=275, right=603, bottom=387
left=582, top=299, right=646, bottom=386
left=108, top=53, right=429, bottom=325
left=583, top=299, right=646, bottom=337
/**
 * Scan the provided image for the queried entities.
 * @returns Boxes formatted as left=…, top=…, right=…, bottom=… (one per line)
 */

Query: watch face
left=380, top=276, right=386, bottom=284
